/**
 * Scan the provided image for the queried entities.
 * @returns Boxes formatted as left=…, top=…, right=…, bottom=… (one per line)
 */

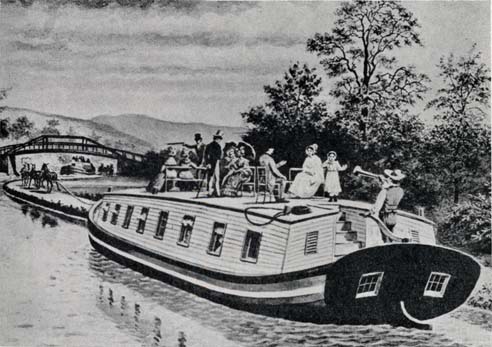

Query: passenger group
left=149, top=130, right=405, bottom=216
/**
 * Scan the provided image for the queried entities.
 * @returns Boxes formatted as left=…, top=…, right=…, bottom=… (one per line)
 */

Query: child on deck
left=322, top=151, right=347, bottom=202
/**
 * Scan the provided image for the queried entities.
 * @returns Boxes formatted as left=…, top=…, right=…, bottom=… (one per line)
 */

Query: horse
left=26, top=165, right=42, bottom=189
left=20, top=163, right=31, bottom=188
left=40, top=163, right=58, bottom=193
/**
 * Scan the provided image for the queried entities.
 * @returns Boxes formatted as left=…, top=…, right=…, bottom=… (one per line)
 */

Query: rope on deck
left=55, top=181, right=94, bottom=206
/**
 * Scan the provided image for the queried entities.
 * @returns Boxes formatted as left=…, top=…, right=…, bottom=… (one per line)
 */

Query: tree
left=40, top=118, right=61, bottom=135
left=9, top=116, right=34, bottom=140
left=0, top=89, right=12, bottom=139
left=0, top=118, right=9, bottom=139
left=307, top=1, right=429, bottom=158
left=241, top=63, right=328, bottom=166
left=439, top=192, right=491, bottom=254
left=426, top=45, right=491, bottom=203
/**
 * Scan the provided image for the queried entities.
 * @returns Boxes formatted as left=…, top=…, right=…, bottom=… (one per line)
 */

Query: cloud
left=0, top=1, right=489, bottom=126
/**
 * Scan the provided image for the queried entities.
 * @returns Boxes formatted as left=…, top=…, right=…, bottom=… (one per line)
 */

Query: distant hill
left=0, top=107, right=153, bottom=153
left=91, top=114, right=246, bottom=149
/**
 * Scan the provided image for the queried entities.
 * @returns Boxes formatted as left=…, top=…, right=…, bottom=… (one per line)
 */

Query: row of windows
left=355, top=271, right=451, bottom=299
left=100, top=203, right=262, bottom=263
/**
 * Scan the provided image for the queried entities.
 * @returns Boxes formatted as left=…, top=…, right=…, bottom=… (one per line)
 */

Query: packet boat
left=87, top=189, right=480, bottom=328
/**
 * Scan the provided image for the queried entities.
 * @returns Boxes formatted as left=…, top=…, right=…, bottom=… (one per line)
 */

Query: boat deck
left=103, top=188, right=371, bottom=222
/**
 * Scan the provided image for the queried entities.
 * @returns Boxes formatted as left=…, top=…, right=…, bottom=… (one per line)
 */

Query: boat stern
left=324, top=243, right=481, bottom=327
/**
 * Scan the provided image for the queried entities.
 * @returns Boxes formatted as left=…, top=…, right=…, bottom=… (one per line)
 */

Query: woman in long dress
left=322, top=151, right=348, bottom=202
left=221, top=148, right=252, bottom=196
left=288, top=144, right=324, bottom=198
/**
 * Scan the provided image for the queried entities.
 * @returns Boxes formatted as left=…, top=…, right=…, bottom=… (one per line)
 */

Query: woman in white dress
left=288, top=144, right=324, bottom=198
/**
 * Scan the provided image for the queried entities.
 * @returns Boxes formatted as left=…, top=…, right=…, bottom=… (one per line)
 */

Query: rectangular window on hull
left=101, top=203, right=110, bottom=222
left=207, top=222, right=227, bottom=256
left=177, top=215, right=195, bottom=247
left=110, top=204, right=121, bottom=225
left=136, top=207, right=149, bottom=234
left=154, top=211, right=169, bottom=240
left=304, top=231, right=319, bottom=255
left=241, top=230, right=262, bottom=263
left=410, top=230, right=420, bottom=243
left=356, top=272, right=384, bottom=299
left=122, top=205, right=134, bottom=229
left=424, top=272, right=451, bottom=298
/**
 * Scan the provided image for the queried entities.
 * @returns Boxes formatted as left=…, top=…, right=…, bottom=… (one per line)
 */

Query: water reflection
left=87, top=249, right=491, bottom=347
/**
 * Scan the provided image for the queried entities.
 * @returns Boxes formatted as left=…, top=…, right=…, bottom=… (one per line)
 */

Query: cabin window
left=136, top=207, right=149, bottom=234
left=154, top=211, right=169, bottom=240
left=101, top=203, right=110, bottom=222
left=410, top=230, right=420, bottom=243
left=122, top=205, right=134, bottom=229
left=110, top=204, right=121, bottom=225
left=207, top=222, right=227, bottom=256
left=241, top=230, right=262, bottom=263
left=177, top=215, right=195, bottom=247
left=304, top=231, right=319, bottom=255
left=355, top=272, right=384, bottom=299
left=424, top=272, right=451, bottom=298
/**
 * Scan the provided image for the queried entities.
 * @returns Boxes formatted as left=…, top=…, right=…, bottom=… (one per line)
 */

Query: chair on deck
left=255, top=166, right=282, bottom=203
left=235, top=166, right=257, bottom=197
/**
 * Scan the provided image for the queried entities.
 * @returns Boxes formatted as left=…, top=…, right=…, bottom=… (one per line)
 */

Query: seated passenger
left=288, top=144, right=324, bottom=198
left=178, top=150, right=198, bottom=191
left=221, top=147, right=252, bottom=197
left=258, top=147, right=287, bottom=202
left=163, top=146, right=178, bottom=179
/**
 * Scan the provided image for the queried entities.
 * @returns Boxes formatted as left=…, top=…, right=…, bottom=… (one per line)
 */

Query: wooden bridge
left=0, top=135, right=145, bottom=175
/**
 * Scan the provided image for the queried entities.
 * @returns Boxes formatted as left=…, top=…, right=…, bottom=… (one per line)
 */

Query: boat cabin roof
left=102, top=189, right=434, bottom=226
left=104, top=189, right=342, bottom=224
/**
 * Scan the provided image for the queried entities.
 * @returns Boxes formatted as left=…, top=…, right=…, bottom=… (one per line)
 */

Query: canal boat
left=87, top=189, right=481, bottom=328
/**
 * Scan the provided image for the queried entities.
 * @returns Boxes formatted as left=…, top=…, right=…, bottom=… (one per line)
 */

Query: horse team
left=20, top=163, right=58, bottom=193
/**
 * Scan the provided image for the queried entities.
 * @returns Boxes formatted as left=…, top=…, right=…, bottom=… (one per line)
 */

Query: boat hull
left=87, top=217, right=480, bottom=328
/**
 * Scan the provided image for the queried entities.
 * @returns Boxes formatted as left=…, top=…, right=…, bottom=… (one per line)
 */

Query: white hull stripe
left=89, top=232, right=325, bottom=299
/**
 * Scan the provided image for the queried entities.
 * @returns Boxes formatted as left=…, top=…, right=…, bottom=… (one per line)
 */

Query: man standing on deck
left=204, top=130, right=224, bottom=197
left=184, top=133, right=206, bottom=165
left=259, top=147, right=288, bottom=202
left=370, top=169, right=406, bottom=241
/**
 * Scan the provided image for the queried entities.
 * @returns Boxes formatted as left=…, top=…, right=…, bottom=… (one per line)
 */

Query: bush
left=438, top=193, right=491, bottom=254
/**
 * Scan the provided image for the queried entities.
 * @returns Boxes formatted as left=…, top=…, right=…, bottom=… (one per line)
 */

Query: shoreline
left=3, top=179, right=93, bottom=222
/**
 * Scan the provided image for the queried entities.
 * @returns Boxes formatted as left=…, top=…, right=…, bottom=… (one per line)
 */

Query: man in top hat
left=203, top=130, right=224, bottom=197
left=259, top=147, right=288, bottom=202
left=370, top=168, right=406, bottom=239
left=184, top=133, right=206, bottom=165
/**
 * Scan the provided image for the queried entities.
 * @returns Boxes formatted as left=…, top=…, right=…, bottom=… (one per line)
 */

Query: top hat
left=213, top=130, right=224, bottom=139
left=384, top=169, right=406, bottom=181
left=194, top=133, right=202, bottom=141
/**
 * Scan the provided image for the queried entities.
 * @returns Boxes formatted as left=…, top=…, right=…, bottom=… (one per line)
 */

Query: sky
left=0, top=0, right=490, bottom=126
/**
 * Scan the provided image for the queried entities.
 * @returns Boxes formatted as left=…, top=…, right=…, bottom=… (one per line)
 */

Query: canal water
left=0, top=178, right=491, bottom=347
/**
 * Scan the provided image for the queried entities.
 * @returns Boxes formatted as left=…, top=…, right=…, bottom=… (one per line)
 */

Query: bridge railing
left=0, top=135, right=144, bottom=162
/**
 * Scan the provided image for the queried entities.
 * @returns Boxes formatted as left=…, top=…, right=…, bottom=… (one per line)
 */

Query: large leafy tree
left=307, top=0, right=429, bottom=160
left=426, top=45, right=491, bottom=203
left=242, top=63, right=328, bottom=167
